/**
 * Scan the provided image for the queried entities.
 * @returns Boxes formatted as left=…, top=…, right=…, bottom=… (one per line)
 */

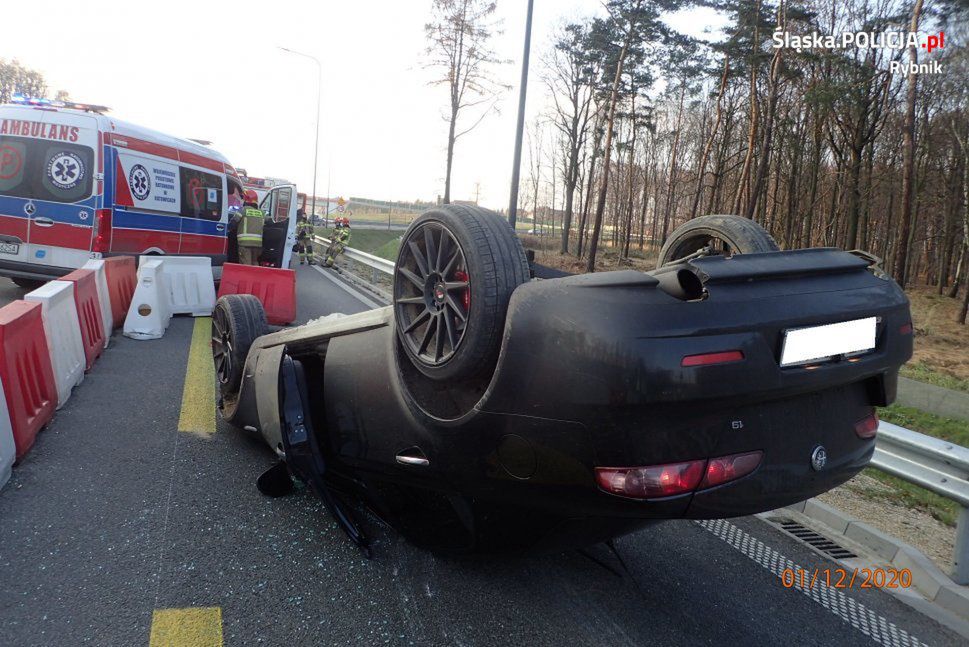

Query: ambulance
left=238, top=171, right=309, bottom=216
left=0, top=97, right=299, bottom=288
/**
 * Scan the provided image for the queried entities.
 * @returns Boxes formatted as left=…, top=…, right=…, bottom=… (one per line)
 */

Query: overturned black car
left=212, top=207, right=912, bottom=557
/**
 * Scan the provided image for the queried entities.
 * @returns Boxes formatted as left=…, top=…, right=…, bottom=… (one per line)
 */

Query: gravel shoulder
left=818, top=473, right=955, bottom=571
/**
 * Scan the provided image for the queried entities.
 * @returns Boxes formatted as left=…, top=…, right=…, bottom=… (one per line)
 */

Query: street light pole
left=279, top=47, right=322, bottom=221
left=507, top=0, right=535, bottom=229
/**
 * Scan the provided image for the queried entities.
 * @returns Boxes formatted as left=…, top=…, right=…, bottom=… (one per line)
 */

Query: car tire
left=393, top=205, right=529, bottom=382
left=11, top=277, right=45, bottom=291
left=212, top=294, right=268, bottom=398
left=657, top=214, right=779, bottom=267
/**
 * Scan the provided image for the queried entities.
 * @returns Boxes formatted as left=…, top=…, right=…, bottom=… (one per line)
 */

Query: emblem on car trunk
left=811, top=445, right=828, bottom=471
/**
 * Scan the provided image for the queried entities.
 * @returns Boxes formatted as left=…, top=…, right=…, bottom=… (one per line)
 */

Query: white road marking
left=698, top=519, right=925, bottom=647
left=310, top=265, right=386, bottom=310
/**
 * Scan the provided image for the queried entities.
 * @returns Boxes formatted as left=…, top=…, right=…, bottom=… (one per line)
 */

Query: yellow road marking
left=149, top=607, right=223, bottom=647
left=177, top=317, right=215, bottom=435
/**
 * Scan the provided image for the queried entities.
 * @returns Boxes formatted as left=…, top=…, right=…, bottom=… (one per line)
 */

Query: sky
left=2, top=1, right=724, bottom=210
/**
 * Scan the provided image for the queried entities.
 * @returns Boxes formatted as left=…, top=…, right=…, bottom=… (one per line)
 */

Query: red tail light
left=596, top=450, right=766, bottom=499
left=595, top=460, right=705, bottom=499
left=899, top=322, right=913, bottom=335
left=681, top=350, right=745, bottom=367
left=92, top=209, right=112, bottom=254
left=854, top=410, right=879, bottom=439
left=699, top=451, right=763, bottom=488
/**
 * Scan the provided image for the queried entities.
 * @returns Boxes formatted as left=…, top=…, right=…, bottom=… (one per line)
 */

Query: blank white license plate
left=0, top=241, right=19, bottom=255
left=780, top=317, right=877, bottom=367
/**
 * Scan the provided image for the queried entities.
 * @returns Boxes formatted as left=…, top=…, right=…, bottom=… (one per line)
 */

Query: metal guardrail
left=312, top=235, right=395, bottom=284
left=871, top=420, right=969, bottom=583
left=873, top=421, right=969, bottom=506
left=301, top=246, right=969, bottom=581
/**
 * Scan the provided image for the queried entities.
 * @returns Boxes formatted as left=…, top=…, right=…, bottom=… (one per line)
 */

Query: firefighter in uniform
left=236, top=189, right=264, bottom=266
left=295, top=209, right=315, bottom=265
left=324, top=219, right=351, bottom=268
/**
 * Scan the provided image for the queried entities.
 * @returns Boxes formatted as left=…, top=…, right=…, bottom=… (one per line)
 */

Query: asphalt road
left=0, top=265, right=964, bottom=646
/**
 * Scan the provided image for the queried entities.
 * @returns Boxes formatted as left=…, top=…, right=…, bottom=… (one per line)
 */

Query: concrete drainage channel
left=769, top=517, right=858, bottom=560
left=759, top=499, right=969, bottom=636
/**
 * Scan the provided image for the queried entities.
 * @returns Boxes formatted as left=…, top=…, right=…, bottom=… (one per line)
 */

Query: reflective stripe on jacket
left=238, top=207, right=264, bottom=246
left=296, top=221, right=314, bottom=239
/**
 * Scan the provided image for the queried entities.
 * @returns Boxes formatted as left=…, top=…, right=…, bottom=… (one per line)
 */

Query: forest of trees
left=516, top=0, right=969, bottom=323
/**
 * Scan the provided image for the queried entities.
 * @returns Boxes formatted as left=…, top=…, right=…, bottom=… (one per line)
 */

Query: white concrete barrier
left=0, top=376, right=14, bottom=490
left=25, top=281, right=85, bottom=408
left=139, top=256, right=215, bottom=316
left=82, top=259, right=114, bottom=348
left=123, top=259, right=172, bottom=340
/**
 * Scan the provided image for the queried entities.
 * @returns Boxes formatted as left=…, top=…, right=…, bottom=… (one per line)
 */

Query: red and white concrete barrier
left=25, top=281, right=86, bottom=409
left=0, top=300, right=57, bottom=462
left=82, top=259, right=114, bottom=349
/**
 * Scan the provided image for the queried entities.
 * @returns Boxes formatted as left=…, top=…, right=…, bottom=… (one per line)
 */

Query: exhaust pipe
left=650, top=265, right=705, bottom=301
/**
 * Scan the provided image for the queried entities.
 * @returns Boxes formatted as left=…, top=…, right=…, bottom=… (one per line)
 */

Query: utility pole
left=279, top=47, right=322, bottom=224
left=507, top=0, right=535, bottom=229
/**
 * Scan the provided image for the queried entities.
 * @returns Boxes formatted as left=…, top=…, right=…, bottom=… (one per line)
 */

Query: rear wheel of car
left=393, top=205, right=529, bottom=382
left=212, top=294, right=268, bottom=398
left=657, top=214, right=779, bottom=267
left=11, top=277, right=45, bottom=291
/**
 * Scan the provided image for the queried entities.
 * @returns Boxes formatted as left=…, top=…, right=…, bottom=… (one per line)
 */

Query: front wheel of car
left=212, top=294, right=268, bottom=399
left=393, top=205, right=529, bottom=382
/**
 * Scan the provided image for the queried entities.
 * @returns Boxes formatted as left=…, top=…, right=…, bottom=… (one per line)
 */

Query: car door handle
left=396, top=447, right=429, bottom=467
left=32, top=217, right=54, bottom=227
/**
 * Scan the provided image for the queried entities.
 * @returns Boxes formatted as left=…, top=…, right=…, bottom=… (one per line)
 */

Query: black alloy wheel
left=212, top=304, right=234, bottom=386
left=394, top=220, right=471, bottom=367
left=211, top=294, right=268, bottom=398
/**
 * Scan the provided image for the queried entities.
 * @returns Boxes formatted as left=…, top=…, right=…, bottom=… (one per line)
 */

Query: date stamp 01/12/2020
left=781, top=568, right=913, bottom=590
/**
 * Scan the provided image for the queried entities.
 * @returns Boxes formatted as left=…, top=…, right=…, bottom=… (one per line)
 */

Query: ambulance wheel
left=212, top=294, right=268, bottom=398
left=11, top=277, right=45, bottom=291
left=657, top=215, right=779, bottom=267
left=393, top=205, right=529, bottom=382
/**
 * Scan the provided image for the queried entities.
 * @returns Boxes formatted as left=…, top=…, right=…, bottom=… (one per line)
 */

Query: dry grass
left=905, top=286, right=969, bottom=385
left=520, top=234, right=659, bottom=274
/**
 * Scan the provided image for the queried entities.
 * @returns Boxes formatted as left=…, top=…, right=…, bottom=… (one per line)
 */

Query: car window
left=0, top=140, right=27, bottom=193
left=274, top=187, right=292, bottom=223
left=179, top=167, right=223, bottom=220
left=259, top=190, right=275, bottom=216
left=227, top=179, right=244, bottom=212
left=0, top=135, right=94, bottom=203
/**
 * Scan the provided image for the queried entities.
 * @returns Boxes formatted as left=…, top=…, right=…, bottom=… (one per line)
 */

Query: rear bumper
left=435, top=382, right=879, bottom=522
left=0, top=258, right=74, bottom=281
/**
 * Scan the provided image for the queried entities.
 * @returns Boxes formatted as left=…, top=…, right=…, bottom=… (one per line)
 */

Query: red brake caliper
left=454, top=270, right=470, bottom=310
